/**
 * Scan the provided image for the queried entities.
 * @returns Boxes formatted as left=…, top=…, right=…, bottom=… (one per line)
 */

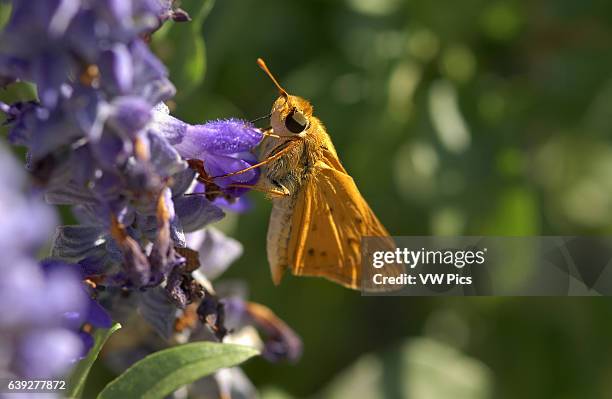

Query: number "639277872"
left=7, top=380, right=66, bottom=390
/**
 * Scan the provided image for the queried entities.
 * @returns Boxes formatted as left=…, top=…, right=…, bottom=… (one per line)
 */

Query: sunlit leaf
left=97, top=342, right=258, bottom=399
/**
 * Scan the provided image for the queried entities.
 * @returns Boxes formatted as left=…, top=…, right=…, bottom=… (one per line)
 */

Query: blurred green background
left=159, top=0, right=612, bottom=398
left=161, top=0, right=612, bottom=398
left=6, top=0, right=612, bottom=397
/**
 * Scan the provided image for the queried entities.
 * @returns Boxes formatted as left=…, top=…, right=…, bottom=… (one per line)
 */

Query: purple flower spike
left=182, top=119, right=263, bottom=157
left=152, top=112, right=263, bottom=158
left=1, top=1, right=301, bottom=390
left=152, top=108, right=263, bottom=195
left=0, top=145, right=91, bottom=379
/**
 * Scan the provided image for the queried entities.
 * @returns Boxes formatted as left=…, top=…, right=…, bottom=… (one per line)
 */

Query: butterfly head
left=258, top=58, right=313, bottom=137
left=271, top=95, right=313, bottom=137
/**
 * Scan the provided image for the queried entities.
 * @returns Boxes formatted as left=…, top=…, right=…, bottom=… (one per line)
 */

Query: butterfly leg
left=211, top=138, right=301, bottom=179
left=227, top=182, right=290, bottom=198
left=182, top=185, right=287, bottom=199
left=260, top=127, right=282, bottom=139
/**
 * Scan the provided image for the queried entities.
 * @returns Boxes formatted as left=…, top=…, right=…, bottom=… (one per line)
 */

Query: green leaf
left=67, top=323, right=122, bottom=399
left=0, top=81, right=37, bottom=104
left=152, top=0, right=215, bottom=99
left=97, top=342, right=258, bottom=399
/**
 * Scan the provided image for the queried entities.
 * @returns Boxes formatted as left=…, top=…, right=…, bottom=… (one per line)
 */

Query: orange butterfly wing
left=286, top=149, right=403, bottom=290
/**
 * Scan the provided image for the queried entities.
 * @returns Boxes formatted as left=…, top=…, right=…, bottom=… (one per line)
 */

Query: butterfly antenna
left=257, top=58, right=289, bottom=99
left=249, top=112, right=272, bottom=124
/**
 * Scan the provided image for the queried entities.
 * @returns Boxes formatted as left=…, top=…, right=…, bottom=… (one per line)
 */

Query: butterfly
left=250, top=59, right=403, bottom=290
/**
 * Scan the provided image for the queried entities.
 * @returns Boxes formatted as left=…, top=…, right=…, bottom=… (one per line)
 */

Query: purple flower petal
left=63, top=311, right=83, bottom=329
left=150, top=106, right=189, bottom=145
left=173, top=195, right=225, bottom=232
left=186, top=228, right=243, bottom=280
left=86, top=297, right=113, bottom=328
left=152, top=114, right=262, bottom=157
left=32, top=52, right=70, bottom=107
left=220, top=298, right=302, bottom=363
left=91, top=170, right=125, bottom=202
left=52, top=225, right=107, bottom=261
left=180, top=119, right=262, bottom=157
left=246, top=302, right=302, bottom=363
left=0, top=198, right=58, bottom=258
left=78, top=331, right=95, bottom=358
left=90, top=131, right=131, bottom=169
left=101, top=0, right=133, bottom=28
left=213, top=368, right=258, bottom=399
left=41, top=260, right=88, bottom=321
left=65, top=9, right=98, bottom=61
left=131, top=40, right=174, bottom=103
left=213, top=195, right=253, bottom=213
left=70, top=145, right=96, bottom=185
left=220, top=296, right=249, bottom=330
left=171, top=168, right=197, bottom=197
left=203, top=153, right=260, bottom=197
left=45, top=180, right=99, bottom=206
left=47, top=0, right=81, bottom=37
left=0, top=260, right=46, bottom=327
left=192, top=183, right=254, bottom=213
left=100, top=44, right=134, bottom=94
left=107, top=96, right=152, bottom=136
left=148, top=131, right=186, bottom=176
left=137, top=286, right=176, bottom=339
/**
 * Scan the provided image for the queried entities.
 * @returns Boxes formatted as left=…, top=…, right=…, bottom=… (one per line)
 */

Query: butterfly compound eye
left=285, top=109, right=309, bottom=133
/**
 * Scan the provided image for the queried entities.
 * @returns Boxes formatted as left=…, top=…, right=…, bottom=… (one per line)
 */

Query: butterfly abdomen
left=263, top=135, right=324, bottom=284
left=267, top=195, right=297, bottom=284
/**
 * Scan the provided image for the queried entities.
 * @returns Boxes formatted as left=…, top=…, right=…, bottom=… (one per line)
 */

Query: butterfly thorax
left=259, top=117, right=330, bottom=197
